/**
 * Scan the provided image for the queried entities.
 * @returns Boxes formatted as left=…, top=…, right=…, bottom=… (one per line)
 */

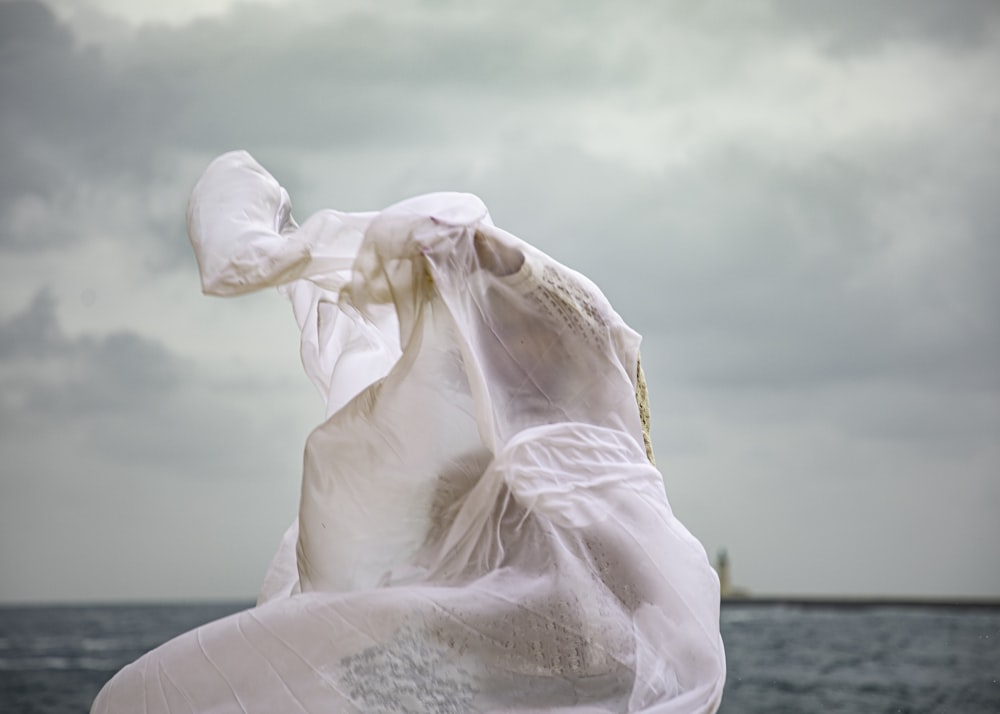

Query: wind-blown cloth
left=92, top=151, right=725, bottom=713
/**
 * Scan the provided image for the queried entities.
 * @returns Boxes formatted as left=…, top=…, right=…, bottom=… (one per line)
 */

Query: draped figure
left=92, top=151, right=725, bottom=713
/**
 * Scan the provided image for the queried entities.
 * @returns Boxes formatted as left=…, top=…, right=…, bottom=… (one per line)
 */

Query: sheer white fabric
left=92, top=151, right=725, bottom=713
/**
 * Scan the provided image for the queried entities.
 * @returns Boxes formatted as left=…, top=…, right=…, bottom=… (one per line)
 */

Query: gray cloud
left=0, top=1, right=183, bottom=250
left=455, top=140, right=1000, bottom=398
left=772, top=0, right=1000, bottom=53
left=0, top=288, right=63, bottom=358
left=0, top=289, right=308, bottom=475
left=2, top=0, right=998, bottom=599
left=0, top=286, right=316, bottom=602
left=594, top=157, right=992, bottom=470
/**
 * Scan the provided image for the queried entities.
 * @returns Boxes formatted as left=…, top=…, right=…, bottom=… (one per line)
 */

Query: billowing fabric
left=92, top=151, right=725, bottom=713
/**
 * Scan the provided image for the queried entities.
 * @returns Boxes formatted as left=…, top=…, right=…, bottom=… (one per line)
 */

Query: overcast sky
left=1, top=0, right=997, bottom=603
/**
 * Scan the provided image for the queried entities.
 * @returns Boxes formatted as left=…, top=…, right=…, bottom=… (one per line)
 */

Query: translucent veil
left=92, top=151, right=725, bottom=713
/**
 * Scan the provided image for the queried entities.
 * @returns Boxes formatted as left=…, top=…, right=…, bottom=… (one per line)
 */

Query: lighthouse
left=715, top=547, right=749, bottom=599
left=716, top=548, right=732, bottom=597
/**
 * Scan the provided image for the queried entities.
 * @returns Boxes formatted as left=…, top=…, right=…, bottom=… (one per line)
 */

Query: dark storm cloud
left=0, top=289, right=180, bottom=430
left=640, top=151, right=1000, bottom=394
left=772, top=0, right=1000, bottom=52
left=0, top=1, right=185, bottom=251
left=1, top=0, right=623, bottom=252
left=458, top=140, right=1000, bottom=398
left=0, top=290, right=177, bottom=377
left=0, top=289, right=304, bottom=476
left=0, top=288, right=64, bottom=359
left=8, top=0, right=995, bottom=255
left=113, top=0, right=642, bottom=158
left=6, top=0, right=999, bottom=222
left=446, top=134, right=1000, bottom=463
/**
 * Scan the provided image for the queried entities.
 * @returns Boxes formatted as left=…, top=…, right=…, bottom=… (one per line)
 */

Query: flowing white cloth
left=92, top=151, right=725, bottom=713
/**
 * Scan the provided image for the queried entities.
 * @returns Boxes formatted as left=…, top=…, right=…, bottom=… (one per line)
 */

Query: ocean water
left=0, top=601, right=997, bottom=713
left=720, top=603, right=999, bottom=713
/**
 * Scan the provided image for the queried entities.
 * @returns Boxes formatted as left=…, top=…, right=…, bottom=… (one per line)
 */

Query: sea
left=0, top=601, right=997, bottom=713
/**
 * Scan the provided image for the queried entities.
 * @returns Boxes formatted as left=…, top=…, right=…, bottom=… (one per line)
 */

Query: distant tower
left=716, top=548, right=731, bottom=597
left=715, top=547, right=749, bottom=599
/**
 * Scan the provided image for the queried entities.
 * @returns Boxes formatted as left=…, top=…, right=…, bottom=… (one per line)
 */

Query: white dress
left=91, top=151, right=726, bottom=713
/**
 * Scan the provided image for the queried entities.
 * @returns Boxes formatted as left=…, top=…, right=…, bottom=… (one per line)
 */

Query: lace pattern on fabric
left=338, top=622, right=478, bottom=714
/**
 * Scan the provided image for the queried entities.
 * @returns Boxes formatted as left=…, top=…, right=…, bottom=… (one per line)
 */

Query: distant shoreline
left=722, top=596, right=1000, bottom=610
left=2, top=597, right=998, bottom=610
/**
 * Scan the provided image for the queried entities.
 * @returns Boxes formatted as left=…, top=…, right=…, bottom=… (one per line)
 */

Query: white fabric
left=92, top=150, right=725, bottom=713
